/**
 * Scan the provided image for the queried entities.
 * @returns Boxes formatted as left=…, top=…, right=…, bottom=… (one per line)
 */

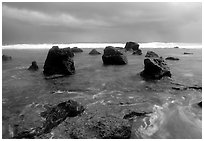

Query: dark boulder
left=132, top=49, right=142, bottom=55
left=174, top=46, right=179, bottom=48
left=184, top=52, right=193, bottom=55
left=43, top=46, right=75, bottom=76
left=28, top=61, right=39, bottom=71
left=165, top=57, right=179, bottom=61
left=198, top=102, right=202, bottom=108
left=71, top=47, right=83, bottom=53
left=102, top=46, right=127, bottom=65
left=62, top=47, right=74, bottom=57
left=89, top=49, right=101, bottom=55
left=140, top=57, right=171, bottom=80
left=145, top=51, right=159, bottom=58
left=2, top=54, right=12, bottom=61
left=124, top=42, right=139, bottom=51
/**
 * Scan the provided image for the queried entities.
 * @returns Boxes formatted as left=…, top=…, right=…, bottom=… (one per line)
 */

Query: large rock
left=132, top=49, right=142, bottom=55
left=2, top=54, right=12, bottom=61
left=124, top=42, right=139, bottom=51
left=28, top=61, right=39, bottom=71
left=140, top=57, right=171, bottom=79
left=43, top=46, right=75, bottom=76
left=165, top=57, right=179, bottom=61
left=145, top=51, right=159, bottom=58
left=102, top=46, right=127, bottom=65
left=89, top=49, right=101, bottom=55
left=71, top=47, right=83, bottom=53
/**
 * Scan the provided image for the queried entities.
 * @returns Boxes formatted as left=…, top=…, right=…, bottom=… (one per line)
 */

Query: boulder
left=2, top=55, right=12, bottom=61
left=43, top=46, right=75, bottom=76
left=132, top=49, right=142, bottom=55
left=140, top=57, right=171, bottom=80
left=174, top=46, right=179, bottom=48
left=165, top=57, right=179, bottom=61
left=28, top=61, right=39, bottom=71
left=89, top=49, right=101, bottom=55
left=145, top=51, right=159, bottom=58
left=102, top=46, right=127, bottom=65
left=184, top=52, right=193, bottom=55
left=124, top=42, right=139, bottom=51
left=71, top=47, right=83, bottom=53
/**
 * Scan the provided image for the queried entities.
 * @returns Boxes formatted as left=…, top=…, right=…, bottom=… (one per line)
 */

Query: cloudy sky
left=2, top=2, right=202, bottom=44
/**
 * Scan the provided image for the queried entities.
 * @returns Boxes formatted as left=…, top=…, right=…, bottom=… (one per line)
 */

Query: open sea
left=2, top=43, right=202, bottom=139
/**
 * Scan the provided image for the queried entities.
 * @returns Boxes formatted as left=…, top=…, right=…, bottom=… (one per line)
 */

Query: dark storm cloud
left=2, top=2, right=202, bottom=44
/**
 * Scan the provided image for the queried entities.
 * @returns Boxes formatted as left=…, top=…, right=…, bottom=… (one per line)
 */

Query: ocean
left=2, top=43, right=202, bottom=139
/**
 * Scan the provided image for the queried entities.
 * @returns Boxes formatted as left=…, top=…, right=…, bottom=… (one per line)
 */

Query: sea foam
left=2, top=42, right=202, bottom=49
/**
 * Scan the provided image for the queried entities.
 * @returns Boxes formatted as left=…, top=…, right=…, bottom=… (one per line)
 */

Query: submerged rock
left=89, top=49, right=101, bottom=55
left=165, top=57, right=179, bottom=61
left=2, top=55, right=12, bottom=61
left=71, top=47, right=83, bottom=53
left=145, top=51, right=159, bottom=58
left=102, top=46, right=127, bottom=65
left=140, top=57, right=171, bottom=80
left=125, top=42, right=139, bottom=51
left=132, top=49, right=142, bottom=55
left=43, top=46, right=75, bottom=76
left=28, top=61, right=39, bottom=71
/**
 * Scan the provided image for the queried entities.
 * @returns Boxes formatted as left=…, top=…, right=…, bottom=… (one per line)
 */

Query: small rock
left=184, top=52, right=193, bottom=55
left=132, top=49, right=142, bottom=55
left=89, top=49, right=101, bottom=55
left=124, top=42, right=139, bottom=51
left=198, top=102, right=202, bottom=108
left=2, top=55, right=12, bottom=61
left=71, top=47, right=83, bottom=53
left=28, top=61, right=39, bottom=71
left=165, top=57, right=179, bottom=61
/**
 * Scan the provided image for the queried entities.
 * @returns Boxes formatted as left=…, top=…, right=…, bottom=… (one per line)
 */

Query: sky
left=2, top=2, right=202, bottom=44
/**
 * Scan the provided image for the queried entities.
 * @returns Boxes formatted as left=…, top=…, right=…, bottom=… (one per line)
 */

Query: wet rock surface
left=2, top=54, right=12, bottom=61
left=102, top=46, right=128, bottom=65
left=28, top=61, right=39, bottom=71
left=89, top=49, right=101, bottom=55
left=145, top=51, right=159, bottom=58
left=43, top=46, right=75, bottom=77
left=140, top=57, right=171, bottom=80
left=12, top=100, right=84, bottom=139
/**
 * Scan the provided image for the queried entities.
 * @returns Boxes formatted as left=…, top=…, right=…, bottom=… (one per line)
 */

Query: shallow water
left=2, top=48, right=202, bottom=139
